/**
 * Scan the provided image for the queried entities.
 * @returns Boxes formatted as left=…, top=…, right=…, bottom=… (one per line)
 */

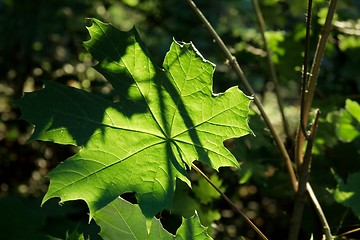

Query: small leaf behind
left=93, top=197, right=212, bottom=240
left=329, top=172, right=360, bottom=218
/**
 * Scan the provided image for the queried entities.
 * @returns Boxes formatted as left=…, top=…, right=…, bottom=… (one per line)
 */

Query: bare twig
left=299, top=0, right=314, bottom=146
left=251, top=0, right=291, bottom=140
left=185, top=0, right=298, bottom=192
left=289, top=109, right=321, bottom=240
left=336, top=227, right=360, bottom=238
left=294, top=1, right=338, bottom=238
left=296, top=0, right=338, bottom=168
left=191, top=163, right=268, bottom=240
left=306, top=183, right=332, bottom=240
left=334, top=208, right=350, bottom=235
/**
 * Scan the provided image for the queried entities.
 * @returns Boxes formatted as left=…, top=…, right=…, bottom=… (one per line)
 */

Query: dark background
left=1, top=0, right=360, bottom=239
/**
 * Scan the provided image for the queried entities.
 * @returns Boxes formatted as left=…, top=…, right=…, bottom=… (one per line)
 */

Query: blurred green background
left=1, top=0, right=360, bottom=239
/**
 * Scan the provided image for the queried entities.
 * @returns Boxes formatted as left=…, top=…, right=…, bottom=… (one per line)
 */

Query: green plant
left=13, top=0, right=360, bottom=239
left=16, top=18, right=253, bottom=239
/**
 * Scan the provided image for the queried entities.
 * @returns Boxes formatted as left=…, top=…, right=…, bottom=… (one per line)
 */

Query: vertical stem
left=293, top=0, right=337, bottom=238
left=252, top=0, right=291, bottom=140
left=299, top=0, right=314, bottom=148
left=289, top=109, right=321, bottom=240
left=296, top=0, right=338, bottom=168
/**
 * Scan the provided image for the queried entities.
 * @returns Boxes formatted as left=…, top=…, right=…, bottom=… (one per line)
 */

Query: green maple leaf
left=329, top=172, right=360, bottom=219
left=193, top=174, right=225, bottom=205
left=327, top=99, right=360, bottom=142
left=93, top=197, right=212, bottom=240
left=15, top=19, right=252, bottom=219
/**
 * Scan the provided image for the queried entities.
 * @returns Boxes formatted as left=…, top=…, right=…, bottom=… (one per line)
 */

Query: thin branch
left=191, top=163, right=268, bottom=240
left=251, top=0, right=291, bottom=140
left=296, top=0, right=338, bottom=168
left=294, top=1, right=338, bottom=237
left=288, top=109, right=322, bottom=240
left=334, top=208, right=350, bottom=235
left=306, top=183, right=332, bottom=240
left=336, top=227, right=360, bottom=238
left=306, top=0, right=337, bottom=110
left=185, top=0, right=298, bottom=192
left=299, top=0, right=314, bottom=146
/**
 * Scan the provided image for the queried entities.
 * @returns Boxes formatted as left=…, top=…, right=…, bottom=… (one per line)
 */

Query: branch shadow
left=18, top=22, right=151, bottom=147
left=84, top=23, right=149, bottom=118
left=18, top=19, right=218, bottom=221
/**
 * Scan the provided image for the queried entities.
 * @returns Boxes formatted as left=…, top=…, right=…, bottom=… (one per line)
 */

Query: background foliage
left=1, top=0, right=360, bottom=239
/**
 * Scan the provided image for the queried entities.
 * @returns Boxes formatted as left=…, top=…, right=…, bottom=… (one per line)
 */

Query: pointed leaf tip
left=18, top=18, right=253, bottom=220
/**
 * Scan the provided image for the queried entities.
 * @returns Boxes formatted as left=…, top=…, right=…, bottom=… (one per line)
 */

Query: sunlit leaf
left=93, top=197, right=211, bottom=240
left=329, top=172, right=360, bottom=218
left=15, top=18, right=252, bottom=221
left=193, top=174, right=225, bottom=205
left=327, top=99, right=360, bottom=142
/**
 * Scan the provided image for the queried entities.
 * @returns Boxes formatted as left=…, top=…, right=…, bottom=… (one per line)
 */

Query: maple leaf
left=329, top=172, right=360, bottom=219
left=15, top=18, right=252, bottom=219
left=93, top=197, right=212, bottom=240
